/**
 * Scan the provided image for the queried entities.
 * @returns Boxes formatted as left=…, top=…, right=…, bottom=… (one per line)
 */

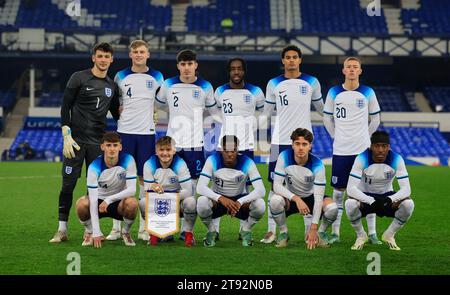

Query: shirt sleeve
left=312, top=161, right=326, bottom=225
left=311, top=78, right=323, bottom=102
left=389, top=156, right=411, bottom=202
left=155, top=82, right=167, bottom=106
left=368, top=88, right=381, bottom=116
left=346, top=156, right=375, bottom=204
left=143, top=160, right=155, bottom=192
left=196, top=157, right=222, bottom=202
left=88, top=187, right=102, bottom=238
left=177, top=159, right=193, bottom=200
left=255, top=87, right=265, bottom=110
left=60, top=72, right=81, bottom=126
left=109, top=83, right=121, bottom=121
left=205, top=83, right=217, bottom=108
left=273, top=153, right=295, bottom=200
left=237, top=161, right=265, bottom=204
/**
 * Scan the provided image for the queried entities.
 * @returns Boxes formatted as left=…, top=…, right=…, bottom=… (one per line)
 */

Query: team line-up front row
left=77, top=129, right=414, bottom=251
left=49, top=41, right=414, bottom=251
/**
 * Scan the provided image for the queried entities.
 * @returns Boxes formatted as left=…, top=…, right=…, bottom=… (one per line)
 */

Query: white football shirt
left=215, top=83, right=265, bottom=150
left=324, top=85, right=381, bottom=155
left=265, top=73, right=322, bottom=145
left=114, top=68, right=164, bottom=135
left=156, top=76, right=216, bottom=148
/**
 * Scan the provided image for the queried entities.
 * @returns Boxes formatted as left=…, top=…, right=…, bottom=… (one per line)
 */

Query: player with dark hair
left=75, top=131, right=138, bottom=248
left=50, top=42, right=120, bottom=243
left=269, top=128, right=337, bottom=249
left=212, top=57, right=265, bottom=239
left=345, top=131, right=414, bottom=251
left=196, top=135, right=266, bottom=247
left=260, top=45, right=324, bottom=244
left=156, top=49, right=221, bottom=239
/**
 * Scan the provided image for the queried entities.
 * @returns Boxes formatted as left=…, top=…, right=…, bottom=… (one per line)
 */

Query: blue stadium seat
left=402, top=0, right=450, bottom=35
left=424, top=86, right=450, bottom=112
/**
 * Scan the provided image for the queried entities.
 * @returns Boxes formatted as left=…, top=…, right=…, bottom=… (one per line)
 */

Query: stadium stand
left=186, top=0, right=270, bottom=33
left=424, top=87, right=450, bottom=112
left=4, top=0, right=171, bottom=33
left=37, top=91, right=62, bottom=107
left=0, top=90, right=17, bottom=112
left=373, top=86, right=418, bottom=112
left=402, top=0, right=450, bottom=34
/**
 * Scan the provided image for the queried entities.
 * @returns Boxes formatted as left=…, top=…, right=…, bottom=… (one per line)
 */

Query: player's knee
left=324, top=202, right=338, bottom=219
left=122, top=198, right=138, bottom=218
left=250, top=198, right=265, bottom=219
left=400, top=198, right=415, bottom=215
left=269, top=194, right=285, bottom=214
left=75, top=196, right=89, bottom=219
left=345, top=198, right=359, bottom=214
left=182, top=196, right=197, bottom=214
left=196, top=196, right=211, bottom=218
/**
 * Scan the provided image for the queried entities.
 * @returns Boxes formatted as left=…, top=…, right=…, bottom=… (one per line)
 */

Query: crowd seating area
left=186, top=0, right=270, bottom=33
left=401, top=0, right=450, bottom=34
left=373, top=86, right=418, bottom=112
left=1, top=0, right=449, bottom=35
left=0, top=90, right=16, bottom=111
left=424, top=86, right=450, bottom=112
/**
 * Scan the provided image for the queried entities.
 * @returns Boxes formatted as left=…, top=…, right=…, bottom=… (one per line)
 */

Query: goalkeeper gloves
left=62, top=125, right=80, bottom=159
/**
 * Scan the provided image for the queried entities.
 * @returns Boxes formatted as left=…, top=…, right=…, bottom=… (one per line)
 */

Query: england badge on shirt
left=192, top=89, right=200, bottom=100
left=356, top=98, right=365, bottom=109
left=105, top=87, right=112, bottom=97
left=243, top=94, right=251, bottom=104
left=146, top=80, right=153, bottom=89
left=300, top=85, right=308, bottom=95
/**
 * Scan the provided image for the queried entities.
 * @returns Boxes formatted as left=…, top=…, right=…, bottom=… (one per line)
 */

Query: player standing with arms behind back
left=156, top=49, right=221, bottom=239
left=260, top=45, right=324, bottom=244
left=50, top=43, right=120, bottom=243
left=212, top=57, right=265, bottom=239
left=106, top=40, right=164, bottom=242
left=323, top=57, right=381, bottom=244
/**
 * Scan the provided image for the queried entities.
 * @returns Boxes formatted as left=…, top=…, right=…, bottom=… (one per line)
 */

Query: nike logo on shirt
left=336, top=102, right=343, bottom=105
left=86, top=87, right=94, bottom=91
left=279, top=90, right=287, bottom=94
left=172, top=92, right=180, bottom=95
left=125, top=84, right=131, bottom=87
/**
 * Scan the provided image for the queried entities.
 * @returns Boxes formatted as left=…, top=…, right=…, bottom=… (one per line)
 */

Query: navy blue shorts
left=285, top=195, right=332, bottom=217
left=268, top=144, right=291, bottom=183
left=358, top=191, right=397, bottom=218
left=331, top=154, right=357, bottom=189
left=119, top=133, right=155, bottom=177
left=177, top=147, right=205, bottom=179
left=98, top=199, right=123, bottom=220
left=211, top=195, right=250, bottom=220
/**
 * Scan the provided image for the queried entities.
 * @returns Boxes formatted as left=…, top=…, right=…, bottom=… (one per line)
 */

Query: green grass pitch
left=0, top=162, right=449, bottom=274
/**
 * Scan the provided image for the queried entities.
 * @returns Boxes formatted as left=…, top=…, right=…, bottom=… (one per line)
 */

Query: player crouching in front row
left=76, top=132, right=138, bottom=248
left=345, top=131, right=414, bottom=251
left=196, top=135, right=266, bottom=247
left=141, top=136, right=197, bottom=247
left=269, top=128, right=338, bottom=249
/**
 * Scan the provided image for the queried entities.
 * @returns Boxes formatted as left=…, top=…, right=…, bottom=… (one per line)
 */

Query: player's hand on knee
left=99, top=202, right=108, bottom=213
left=293, top=196, right=310, bottom=215
left=62, top=125, right=80, bottom=159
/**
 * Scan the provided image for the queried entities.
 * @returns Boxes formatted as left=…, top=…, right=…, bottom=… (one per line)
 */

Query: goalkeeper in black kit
left=50, top=42, right=120, bottom=243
